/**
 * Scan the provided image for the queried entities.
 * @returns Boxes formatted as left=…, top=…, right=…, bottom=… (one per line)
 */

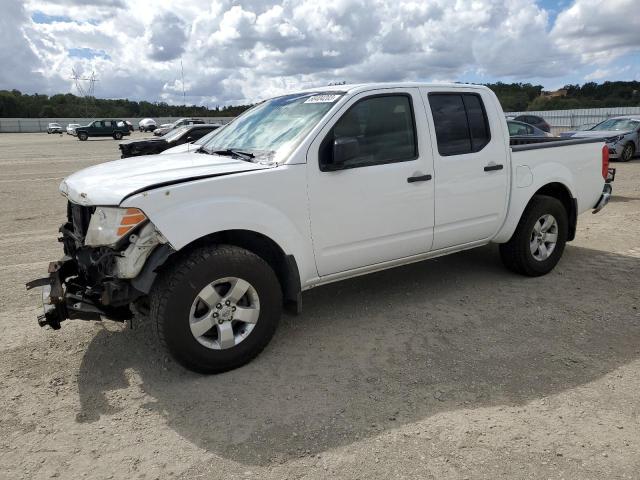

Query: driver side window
left=319, top=94, right=418, bottom=171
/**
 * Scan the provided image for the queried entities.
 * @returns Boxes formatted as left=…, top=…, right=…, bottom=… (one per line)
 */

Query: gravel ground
left=1, top=132, right=639, bottom=480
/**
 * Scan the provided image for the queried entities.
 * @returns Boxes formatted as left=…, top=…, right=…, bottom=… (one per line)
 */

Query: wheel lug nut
left=218, top=319, right=224, bottom=325
left=212, top=312, right=219, bottom=318
left=225, top=300, right=231, bottom=306
left=216, top=303, right=222, bottom=309
left=231, top=306, right=236, bottom=312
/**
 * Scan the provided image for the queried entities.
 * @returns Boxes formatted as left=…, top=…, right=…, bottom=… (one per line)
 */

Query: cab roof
left=295, top=82, right=491, bottom=95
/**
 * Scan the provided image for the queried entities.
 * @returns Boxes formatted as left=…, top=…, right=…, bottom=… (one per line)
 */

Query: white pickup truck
left=28, top=83, right=612, bottom=373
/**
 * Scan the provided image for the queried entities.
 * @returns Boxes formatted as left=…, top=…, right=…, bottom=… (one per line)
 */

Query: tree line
left=1, top=81, right=639, bottom=118
left=0, top=90, right=251, bottom=118
left=485, top=81, right=640, bottom=111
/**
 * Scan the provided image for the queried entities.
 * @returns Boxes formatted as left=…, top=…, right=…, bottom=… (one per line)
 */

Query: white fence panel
left=505, top=107, right=640, bottom=135
left=0, top=117, right=234, bottom=133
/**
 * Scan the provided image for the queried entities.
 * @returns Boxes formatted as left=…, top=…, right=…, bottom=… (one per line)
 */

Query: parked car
left=139, top=118, right=157, bottom=132
left=161, top=124, right=225, bottom=155
left=508, top=120, right=552, bottom=137
left=513, top=114, right=551, bottom=133
left=47, top=123, right=63, bottom=134
left=75, top=120, right=132, bottom=141
left=562, top=116, right=639, bottom=161
left=29, top=83, right=611, bottom=374
left=153, top=118, right=205, bottom=136
left=66, top=123, right=80, bottom=136
left=119, top=124, right=220, bottom=158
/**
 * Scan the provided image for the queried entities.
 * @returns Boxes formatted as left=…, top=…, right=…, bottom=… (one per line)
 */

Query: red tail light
left=602, top=144, right=609, bottom=180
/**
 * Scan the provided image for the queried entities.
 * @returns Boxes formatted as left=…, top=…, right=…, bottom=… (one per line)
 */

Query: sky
left=1, top=0, right=639, bottom=106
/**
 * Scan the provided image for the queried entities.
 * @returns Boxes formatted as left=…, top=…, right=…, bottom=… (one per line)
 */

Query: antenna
left=71, top=69, right=99, bottom=116
left=180, top=59, right=186, bottom=105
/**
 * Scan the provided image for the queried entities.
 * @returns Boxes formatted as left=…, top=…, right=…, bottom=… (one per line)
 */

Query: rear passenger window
left=429, top=93, right=491, bottom=156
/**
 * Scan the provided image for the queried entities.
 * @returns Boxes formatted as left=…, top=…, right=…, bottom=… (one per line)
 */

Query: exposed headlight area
left=605, top=134, right=625, bottom=144
left=85, top=207, right=147, bottom=247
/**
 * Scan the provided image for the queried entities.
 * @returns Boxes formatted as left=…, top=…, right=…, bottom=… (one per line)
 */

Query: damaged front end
left=26, top=202, right=172, bottom=329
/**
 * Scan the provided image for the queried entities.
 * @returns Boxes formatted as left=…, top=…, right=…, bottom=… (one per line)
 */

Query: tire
left=113, top=131, right=123, bottom=140
left=151, top=244, right=282, bottom=373
left=499, top=195, right=568, bottom=277
left=78, top=132, right=88, bottom=141
left=47, top=131, right=51, bottom=134
left=620, top=142, right=634, bottom=162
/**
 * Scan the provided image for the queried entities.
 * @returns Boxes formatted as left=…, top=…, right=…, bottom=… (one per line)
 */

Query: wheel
left=47, top=131, right=50, bottom=134
left=151, top=245, right=282, bottom=373
left=499, top=195, right=568, bottom=276
left=78, top=132, right=88, bottom=141
left=113, top=131, right=123, bottom=140
left=620, top=142, right=634, bottom=162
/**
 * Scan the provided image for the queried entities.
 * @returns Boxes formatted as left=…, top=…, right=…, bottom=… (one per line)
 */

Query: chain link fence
left=0, top=117, right=234, bottom=133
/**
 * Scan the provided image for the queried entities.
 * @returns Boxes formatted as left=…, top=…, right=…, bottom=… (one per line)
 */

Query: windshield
left=50, top=123, right=60, bottom=127
left=201, top=92, right=344, bottom=162
left=591, top=118, right=640, bottom=131
left=162, top=126, right=189, bottom=142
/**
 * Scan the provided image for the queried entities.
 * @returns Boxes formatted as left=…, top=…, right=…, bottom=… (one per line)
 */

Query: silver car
left=567, top=116, right=639, bottom=161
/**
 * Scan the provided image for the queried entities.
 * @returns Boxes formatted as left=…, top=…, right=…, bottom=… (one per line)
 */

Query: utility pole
left=180, top=59, right=186, bottom=106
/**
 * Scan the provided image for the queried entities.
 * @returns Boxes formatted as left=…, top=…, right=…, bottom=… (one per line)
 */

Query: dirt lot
left=1, top=132, right=639, bottom=480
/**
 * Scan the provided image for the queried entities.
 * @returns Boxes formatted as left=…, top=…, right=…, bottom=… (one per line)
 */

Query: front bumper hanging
left=25, top=257, right=126, bottom=329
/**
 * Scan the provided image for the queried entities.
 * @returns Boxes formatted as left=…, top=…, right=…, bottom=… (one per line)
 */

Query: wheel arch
left=494, top=180, right=577, bottom=243
left=161, top=229, right=302, bottom=313
left=533, top=182, right=577, bottom=241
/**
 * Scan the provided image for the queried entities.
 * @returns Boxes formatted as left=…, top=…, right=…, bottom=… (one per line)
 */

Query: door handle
left=407, top=174, right=432, bottom=183
left=484, top=164, right=503, bottom=172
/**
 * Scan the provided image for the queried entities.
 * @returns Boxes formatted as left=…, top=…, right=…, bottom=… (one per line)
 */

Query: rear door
left=307, top=88, right=435, bottom=276
left=421, top=88, right=509, bottom=250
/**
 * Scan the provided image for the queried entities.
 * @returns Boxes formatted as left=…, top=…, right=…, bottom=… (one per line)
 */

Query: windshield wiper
left=211, top=148, right=255, bottom=161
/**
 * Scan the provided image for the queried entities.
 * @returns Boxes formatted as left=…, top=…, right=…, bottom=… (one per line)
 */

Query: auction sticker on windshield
left=304, top=94, right=342, bottom=103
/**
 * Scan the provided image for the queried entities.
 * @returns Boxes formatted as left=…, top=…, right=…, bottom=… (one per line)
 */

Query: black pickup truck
left=76, top=120, right=131, bottom=141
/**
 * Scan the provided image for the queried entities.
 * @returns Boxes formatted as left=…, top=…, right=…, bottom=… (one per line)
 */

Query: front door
left=307, top=89, right=435, bottom=276
left=421, top=88, right=509, bottom=250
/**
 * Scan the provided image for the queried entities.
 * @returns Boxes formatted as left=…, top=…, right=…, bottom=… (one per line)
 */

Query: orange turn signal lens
left=117, top=208, right=146, bottom=238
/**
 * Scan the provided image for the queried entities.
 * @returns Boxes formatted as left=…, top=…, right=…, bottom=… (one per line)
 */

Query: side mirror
left=332, top=137, right=359, bottom=168
left=185, top=136, right=194, bottom=142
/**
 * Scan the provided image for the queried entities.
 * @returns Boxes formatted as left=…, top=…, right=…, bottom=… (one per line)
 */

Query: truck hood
left=60, top=151, right=274, bottom=206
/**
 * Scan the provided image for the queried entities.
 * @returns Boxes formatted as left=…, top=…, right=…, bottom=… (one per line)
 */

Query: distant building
left=541, top=89, right=568, bottom=98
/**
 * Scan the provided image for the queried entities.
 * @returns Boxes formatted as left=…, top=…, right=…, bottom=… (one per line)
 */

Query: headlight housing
left=85, top=207, right=147, bottom=247
left=606, top=134, right=624, bottom=144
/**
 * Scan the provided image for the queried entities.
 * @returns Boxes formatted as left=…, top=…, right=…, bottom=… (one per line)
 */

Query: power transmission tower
left=71, top=69, right=99, bottom=116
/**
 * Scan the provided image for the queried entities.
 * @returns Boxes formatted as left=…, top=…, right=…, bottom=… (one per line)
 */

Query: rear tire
left=499, top=195, right=568, bottom=276
left=151, top=245, right=282, bottom=373
left=78, top=132, right=88, bottom=141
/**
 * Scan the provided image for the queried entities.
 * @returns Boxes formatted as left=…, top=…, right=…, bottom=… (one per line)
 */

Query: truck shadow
left=76, top=244, right=640, bottom=466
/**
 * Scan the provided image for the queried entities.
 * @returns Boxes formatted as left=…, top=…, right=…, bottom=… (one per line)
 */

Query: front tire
left=78, top=132, right=88, bottom=141
left=151, top=245, right=282, bottom=373
left=620, top=142, right=634, bottom=162
left=499, top=195, right=568, bottom=276
left=113, top=131, right=123, bottom=140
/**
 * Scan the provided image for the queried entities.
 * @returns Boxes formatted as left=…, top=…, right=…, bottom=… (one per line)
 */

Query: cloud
left=551, top=0, right=640, bottom=63
left=148, top=12, right=188, bottom=62
left=0, top=0, right=638, bottom=105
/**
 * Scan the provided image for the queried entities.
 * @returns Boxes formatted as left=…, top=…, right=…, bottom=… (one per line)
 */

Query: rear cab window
left=428, top=92, right=491, bottom=156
